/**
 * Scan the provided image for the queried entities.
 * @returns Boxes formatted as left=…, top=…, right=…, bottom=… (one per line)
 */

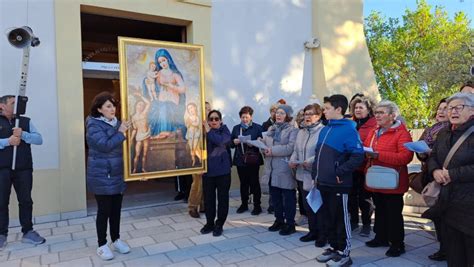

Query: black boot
left=268, top=221, right=284, bottom=232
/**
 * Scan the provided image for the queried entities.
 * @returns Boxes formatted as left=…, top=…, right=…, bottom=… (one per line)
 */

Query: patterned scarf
left=424, top=121, right=449, bottom=147
left=267, top=122, right=290, bottom=142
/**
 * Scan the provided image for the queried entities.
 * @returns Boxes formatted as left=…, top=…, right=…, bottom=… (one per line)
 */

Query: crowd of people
left=0, top=80, right=472, bottom=266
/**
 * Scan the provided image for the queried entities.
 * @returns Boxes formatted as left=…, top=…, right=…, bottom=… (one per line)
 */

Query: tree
left=364, top=0, right=473, bottom=128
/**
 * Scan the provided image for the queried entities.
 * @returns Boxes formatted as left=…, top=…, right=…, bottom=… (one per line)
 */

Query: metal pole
left=12, top=46, right=31, bottom=170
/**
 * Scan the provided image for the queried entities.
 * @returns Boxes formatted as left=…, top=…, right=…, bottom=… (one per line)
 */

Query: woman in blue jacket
left=200, top=110, right=232, bottom=237
left=86, top=92, right=131, bottom=261
left=230, top=106, right=264, bottom=215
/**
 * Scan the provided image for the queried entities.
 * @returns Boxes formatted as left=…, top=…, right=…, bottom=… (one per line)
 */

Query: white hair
left=376, top=100, right=400, bottom=115
left=447, top=92, right=474, bottom=107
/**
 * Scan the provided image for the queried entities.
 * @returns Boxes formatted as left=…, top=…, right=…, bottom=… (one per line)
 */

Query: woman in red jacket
left=364, top=100, right=413, bottom=257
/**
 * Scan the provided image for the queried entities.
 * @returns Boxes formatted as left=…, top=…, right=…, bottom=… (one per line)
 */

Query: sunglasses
left=208, top=117, right=220, bottom=122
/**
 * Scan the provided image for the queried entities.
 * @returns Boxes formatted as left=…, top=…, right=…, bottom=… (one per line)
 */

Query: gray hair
left=447, top=92, right=474, bottom=107
left=376, top=100, right=400, bottom=115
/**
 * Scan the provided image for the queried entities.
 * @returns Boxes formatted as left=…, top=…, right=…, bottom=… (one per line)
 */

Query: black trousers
left=270, top=186, right=296, bottom=225
left=297, top=181, right=326, bottom=238
left=372, top=193, right=404, bottom=247
left=95, top=194, right=123, bottom=247
left=433, top=218, right=446, bottom=254
left=0, top=168, right=33, bottom=235
left=237, top=166, right=261, bottom=206
left=175, top=175, right=192, bottom=198
left=445, top=224, right=474, bottom=267
left=348, top=171, right=372, bottom=226
left=320, top=190, right=351, bottom=256
left=203, top=174, right=231, bottom=227
left=297, top=182, right=306, bottom=216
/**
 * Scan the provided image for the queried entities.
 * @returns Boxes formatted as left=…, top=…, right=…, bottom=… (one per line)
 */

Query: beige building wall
left=311, top=0, right=379, bottom=100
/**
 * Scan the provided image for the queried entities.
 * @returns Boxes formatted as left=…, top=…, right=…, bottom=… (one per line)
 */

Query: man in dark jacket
left=312, top=94, right=364, bottom=266
left=0, top=95, right=45, bottom=250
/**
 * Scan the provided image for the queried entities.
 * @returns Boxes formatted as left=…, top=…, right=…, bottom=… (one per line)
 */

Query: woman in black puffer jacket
left=427, top=92, right=474, bottom=267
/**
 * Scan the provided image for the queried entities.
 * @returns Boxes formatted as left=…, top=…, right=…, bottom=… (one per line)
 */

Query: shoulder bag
left=366, top=132, right=400, bottom=190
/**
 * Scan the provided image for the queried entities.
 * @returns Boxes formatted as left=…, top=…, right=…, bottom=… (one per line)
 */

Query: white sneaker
left=295, top=215, right=308, bottom=226
left=97, top=244, right=114, bottom=260
left=113, top=239, right=130, bottom=254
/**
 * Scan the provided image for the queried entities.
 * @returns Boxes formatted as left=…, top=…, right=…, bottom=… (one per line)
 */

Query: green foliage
left=364, top=0, right=472, bottom=128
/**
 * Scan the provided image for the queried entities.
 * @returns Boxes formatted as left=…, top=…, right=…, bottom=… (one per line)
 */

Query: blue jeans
left=270, top=186, right=296, bottom=225
left=0, top=169, right=33, bottom=235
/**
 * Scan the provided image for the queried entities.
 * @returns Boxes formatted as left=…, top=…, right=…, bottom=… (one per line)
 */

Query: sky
left=364, top=0, right=474, bottom=27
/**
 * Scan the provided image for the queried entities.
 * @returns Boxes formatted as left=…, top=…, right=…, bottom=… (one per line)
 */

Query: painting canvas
left=118, top=37, right=206, bottom=181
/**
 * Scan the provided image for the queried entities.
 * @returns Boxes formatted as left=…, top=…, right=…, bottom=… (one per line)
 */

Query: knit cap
left=277, top=104, right=293, bottom=117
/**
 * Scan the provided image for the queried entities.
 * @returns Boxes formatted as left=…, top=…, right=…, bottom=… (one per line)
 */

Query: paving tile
left=404, top=233, right=436, bottom=248
left=168, top=221, right=203, bottom=231
left=8, top=246, right=49, bottom=260
left=0, top=259, right=21, bottom=267
left=20, top=255, right=40, bottom=266
left=59, top=246, right=96, bottom=262
left=280, top=250, right=310, bottom=263
left=150, top=229, right=198, bottom=243
left=3, top=241, right=35, bottom=252
left=210, top=236, right=260, bottom=252
left=166, top=244, right=219, bottom=262
left=158, top=217, right=174, bottom=225
left=132, top=220, right=163, bottom=229
left=237, top=253, right=295, bottom=267
left=123, top=253, right=171, bottom=267
left=172, top=238, right=195, bottom=249
left=126, top=236, right=156, bottom=248
left=40, top=252, right=60, bottom=265
left=350, top=246, right=385, bottom=266
left=164, top=259, right=202, bottom=267
left=211, top=249, right=248, bottom=264
left=221, top=226, right=257, bottom=239
left=196, top=256, right=221, bottom=267
left=50, top=239, right=86, bottom=253
left=373, top=256, right=424, bottom=267
left=128, top=225, right=174, bottom=239
left=254, top=242, right=285, bottom=254
left=143, top=241, right=178, bottom=255
left=71, top=229, right=97, bottom=240
left=293, top=244, right=324, bottom=260
left=251, top=231, right=285, bottom=243
left=189, top=233, right=225, bottom=245
left=50, top=257, right=93, bottom=267
left=235, top=246, right=265, bottom=260
left=90, top=247, right=148, bottom=266
left=34, top=222, right=57, bottom=230
left=67, top=217, right=95, bottom=225
left=52, top=225, right=84, bottom=235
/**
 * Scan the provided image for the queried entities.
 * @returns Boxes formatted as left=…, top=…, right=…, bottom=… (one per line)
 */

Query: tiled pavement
left=0, top=194, right=447, bottom=267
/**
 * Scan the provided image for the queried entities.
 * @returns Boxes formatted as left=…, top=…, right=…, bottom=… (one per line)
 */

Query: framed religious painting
left=118, top=37, right=207, bottom=181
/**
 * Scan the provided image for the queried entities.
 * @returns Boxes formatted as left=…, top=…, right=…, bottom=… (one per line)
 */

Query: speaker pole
left=12, top=46, right=31, bottom=170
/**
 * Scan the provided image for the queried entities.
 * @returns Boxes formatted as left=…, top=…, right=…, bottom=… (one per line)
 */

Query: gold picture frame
left=118, top=37, right=207, bottom=181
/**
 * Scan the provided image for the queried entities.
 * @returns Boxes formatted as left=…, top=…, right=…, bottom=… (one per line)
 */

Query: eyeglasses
left=447, top=104, right=471, bottom=113
left=208, top=117, right=220, bottom=121
left=374, top=111, right=387, bottom=116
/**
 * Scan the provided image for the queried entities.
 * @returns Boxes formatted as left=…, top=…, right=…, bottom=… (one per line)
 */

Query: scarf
left=354, top=116, right=370, bottom=130
left=267, top=122, right=290, bottom=142
left=95, top=116, right=118, bottom=127
left=424, top=121, right=449, bottom=147
left=240, top=121, right=252, bottom=130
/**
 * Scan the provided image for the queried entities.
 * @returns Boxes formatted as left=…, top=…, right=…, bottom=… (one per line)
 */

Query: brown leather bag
left=408, top=172, right=425, bottom=194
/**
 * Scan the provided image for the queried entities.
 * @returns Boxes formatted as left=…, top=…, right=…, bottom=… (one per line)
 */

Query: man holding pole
left=0, top=95, right=45, bottom=250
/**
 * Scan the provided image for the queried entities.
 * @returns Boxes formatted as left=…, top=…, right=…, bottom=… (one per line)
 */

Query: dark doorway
left=80, top=11, right=188, bottom=214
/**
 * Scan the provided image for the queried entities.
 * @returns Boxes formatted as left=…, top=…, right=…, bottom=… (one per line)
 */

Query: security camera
left=304, top=37, right=320, bottom=49
left=7, top=26, right=40, bottom=48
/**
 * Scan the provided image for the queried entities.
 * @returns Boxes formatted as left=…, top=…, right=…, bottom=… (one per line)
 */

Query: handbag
left=366, top=165, right=399, bottom=189
left=408, top=171, right=425, bottom=194
left=365, top=133, right=399, bottom=190
left=422, top=125, right=474, bottom=206
left=240, top=127, right=260, bottom=166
